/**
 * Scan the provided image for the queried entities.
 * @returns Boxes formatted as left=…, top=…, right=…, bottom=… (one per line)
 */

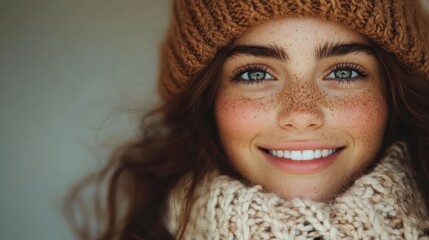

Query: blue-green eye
left=326, top=69, right=360, bottom=79
left=325, top=63, right=367, bottom=82
left=240, top=70, right=274, bottom=81
left=232, top=64, right=275, bottom=84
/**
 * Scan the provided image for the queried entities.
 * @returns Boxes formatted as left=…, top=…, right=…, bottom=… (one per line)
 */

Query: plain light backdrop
left=1, top=1, right=429, bottom=240
left=0, top=0, right=169, bottom=239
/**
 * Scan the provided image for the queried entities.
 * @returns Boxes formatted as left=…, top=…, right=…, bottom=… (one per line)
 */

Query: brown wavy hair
left=64, top=40, right=429, bottom=239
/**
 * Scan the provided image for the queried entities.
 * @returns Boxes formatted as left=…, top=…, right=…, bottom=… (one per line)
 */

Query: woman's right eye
left=240, top=70, right=274, bottom=81
left=233, top=65, right=275, bottom=84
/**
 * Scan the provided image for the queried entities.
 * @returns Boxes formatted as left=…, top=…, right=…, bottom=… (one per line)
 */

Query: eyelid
left=232, top=63, right=269, bottom=79
left=231, top=63, right=277, bottom=84
left=324, top=62, right=368, bottom=79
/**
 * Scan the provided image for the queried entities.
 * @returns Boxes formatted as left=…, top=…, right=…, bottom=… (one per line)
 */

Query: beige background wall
left=1, top=1, right=428, bottom=239
left=0, top=1, right=169, bottom=239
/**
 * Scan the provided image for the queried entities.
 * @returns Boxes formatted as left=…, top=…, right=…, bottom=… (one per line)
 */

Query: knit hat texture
left=158, top=0, right=429, bottom=100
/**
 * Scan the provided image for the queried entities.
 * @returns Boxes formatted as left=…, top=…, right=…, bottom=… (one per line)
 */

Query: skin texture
left=215, top=18, right=388, bottom=201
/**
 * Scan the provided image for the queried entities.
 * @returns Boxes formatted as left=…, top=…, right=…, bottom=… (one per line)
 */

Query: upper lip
left=259, top=141, right=344, bottom=151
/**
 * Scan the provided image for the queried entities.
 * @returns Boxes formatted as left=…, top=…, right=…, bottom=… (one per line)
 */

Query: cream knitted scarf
left=166, top=142, right=429, bottom=239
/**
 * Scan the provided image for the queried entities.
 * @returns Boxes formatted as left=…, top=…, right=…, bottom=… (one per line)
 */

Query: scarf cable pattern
left=166, top=142, right=429, bottom=239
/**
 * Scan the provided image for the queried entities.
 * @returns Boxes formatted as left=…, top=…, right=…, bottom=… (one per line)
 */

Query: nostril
left=278, top=111, right=324, bottom=130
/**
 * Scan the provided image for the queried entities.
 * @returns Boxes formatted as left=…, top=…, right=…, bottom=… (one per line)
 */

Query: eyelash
left=230, top=62, right=368, bottom=85
left=231, top=63, right=272, bottom=85
left=325, top=63, right=368, bottom=84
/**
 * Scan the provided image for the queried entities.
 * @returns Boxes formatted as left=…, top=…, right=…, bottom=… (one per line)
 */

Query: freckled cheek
left=215, top=95, right=273, bottom=146
left=332, top=94, right=388, bottom=142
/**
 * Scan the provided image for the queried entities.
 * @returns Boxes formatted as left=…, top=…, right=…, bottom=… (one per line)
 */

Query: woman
left=66, top=0, right=429, bottom=239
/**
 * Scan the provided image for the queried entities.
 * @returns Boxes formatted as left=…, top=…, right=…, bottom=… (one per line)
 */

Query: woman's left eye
left=326, top=69, right=360, bottom=79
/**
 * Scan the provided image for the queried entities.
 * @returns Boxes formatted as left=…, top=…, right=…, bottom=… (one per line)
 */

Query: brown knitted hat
left=158, top=0, right=429, bottom=100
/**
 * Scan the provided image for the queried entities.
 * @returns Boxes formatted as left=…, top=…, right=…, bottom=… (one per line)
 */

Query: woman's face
left=215, top=18, right=388, bottom=201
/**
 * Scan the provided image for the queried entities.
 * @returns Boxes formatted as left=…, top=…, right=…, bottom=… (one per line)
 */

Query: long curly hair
left=64, top=39, right=429, bottom=239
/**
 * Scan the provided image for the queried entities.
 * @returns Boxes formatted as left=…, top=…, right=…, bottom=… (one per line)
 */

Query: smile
left=267, top=149, right=337, bottom=161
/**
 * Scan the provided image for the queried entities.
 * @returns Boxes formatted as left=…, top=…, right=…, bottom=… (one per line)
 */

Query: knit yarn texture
left=158, top=0, right=429, bottom=100
left=166, top=142, right=429, bottom=239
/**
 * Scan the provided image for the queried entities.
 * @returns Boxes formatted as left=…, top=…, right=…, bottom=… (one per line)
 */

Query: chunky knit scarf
left=166, top=142, right=429, bottom=239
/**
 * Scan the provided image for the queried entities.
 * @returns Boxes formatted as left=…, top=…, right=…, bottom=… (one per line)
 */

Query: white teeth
left=268, top=148, right=337, bottom=161
left=321, top=149, right=329, bottom=157
left=302, top=150, right=314, bottom=160
left=314, top=149, right=321, bottom=158
left=291, top=151, right=302, bottom=160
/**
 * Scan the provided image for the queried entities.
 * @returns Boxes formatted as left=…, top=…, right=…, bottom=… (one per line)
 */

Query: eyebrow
left=225, top=42, right=375, bottom=62
left=316, top=42, right=375, bottom=59
left=226, top=44, right=289, bottom=61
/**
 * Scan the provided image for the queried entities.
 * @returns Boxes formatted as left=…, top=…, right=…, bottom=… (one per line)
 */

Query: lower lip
left=263, top=150, right=339, bottom=174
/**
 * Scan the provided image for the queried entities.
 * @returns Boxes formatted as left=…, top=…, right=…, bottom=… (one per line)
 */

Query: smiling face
left=214, top=18, right=388, bottom=201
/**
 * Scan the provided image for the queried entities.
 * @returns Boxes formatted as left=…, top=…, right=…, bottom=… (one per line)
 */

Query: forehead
left=235, top=17, right=369, bottom=47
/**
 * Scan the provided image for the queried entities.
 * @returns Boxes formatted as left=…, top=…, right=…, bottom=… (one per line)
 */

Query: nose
left=278, top=83, right=324, bottom=130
